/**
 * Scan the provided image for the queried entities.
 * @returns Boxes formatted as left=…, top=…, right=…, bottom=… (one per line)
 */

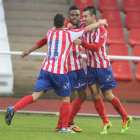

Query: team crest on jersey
left=46, top=56, right=58, bottom=61
left=92, top=35, right=95, bottom=40
left=99, top=33, right=106, bottom=40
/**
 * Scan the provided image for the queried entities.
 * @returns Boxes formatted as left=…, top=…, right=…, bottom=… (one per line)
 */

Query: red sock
left=13, top=95, right=34, bottom=113
left=61, top=102, right=71, bottom=129
left=69, top=97, right=84, bottom=123
left=56, top=103, right=63, bottom=128
left=111, top=96, right=129, bottom=120
left=94, top=98, right=109, bottom=124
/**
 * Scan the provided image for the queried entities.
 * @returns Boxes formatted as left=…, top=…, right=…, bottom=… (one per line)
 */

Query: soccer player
left=74, top=6, right=133, bottom=134
left=36, top=6, right=102, bottom=132
left=58, top=5, right=88, bottom=132
left=5, top=13, right=108, bottom=133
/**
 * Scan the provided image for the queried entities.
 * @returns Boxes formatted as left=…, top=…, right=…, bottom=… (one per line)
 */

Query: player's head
left=54, top=14, right=65, bottom=28
left=83, top=6, right=96, bottom=26
left=68, top=5, right=80, bottom=26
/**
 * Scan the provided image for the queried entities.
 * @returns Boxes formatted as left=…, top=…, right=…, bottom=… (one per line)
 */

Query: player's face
left=83, top=11, right=95, bottom=26
left=68, top=10, right=80, bottom=26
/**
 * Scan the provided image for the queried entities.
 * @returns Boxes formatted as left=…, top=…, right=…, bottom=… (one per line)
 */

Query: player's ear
left=92, top=15, right=96, bottom=20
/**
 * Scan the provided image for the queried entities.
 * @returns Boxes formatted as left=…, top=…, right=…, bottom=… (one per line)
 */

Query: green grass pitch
left=0, top=112, right=140, bottom=140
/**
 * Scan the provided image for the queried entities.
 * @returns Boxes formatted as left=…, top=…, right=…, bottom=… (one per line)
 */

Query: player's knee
left=91, top=93, right=99, bottom=100
left=62, top=96, right=70, bottom=102
left=32, top=95, right=39, bottom=102
left=103, top=90, right=114, bottom=102
left=70, top=91, right=75, bottom=103
left=78, top=93, right=87, bottom=100
left=104, top=93, right=114, bottom=102
left=32, top=91, right=44, bottom=102
left=70, top=97, right=73, bottom=103
left=33, top=98, right=38, bottom=102
left=78, top=91, right=88, bottom=100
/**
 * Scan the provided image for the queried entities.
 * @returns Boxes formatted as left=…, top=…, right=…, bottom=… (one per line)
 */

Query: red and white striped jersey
left=78, top=19, right=86, bottom=28
left=42, top=28, right=85, bottom=74
left=65, top=19, right=86, bottom=72
left=82, top=25, right=110, bottom=68
left=66, top=43, right=83, bottom=72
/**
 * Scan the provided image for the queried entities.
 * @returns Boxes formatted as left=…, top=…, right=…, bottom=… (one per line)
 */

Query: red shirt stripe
left=42, top=28, right=85, bottom=74
left=82, top=25, right=110, bottom=68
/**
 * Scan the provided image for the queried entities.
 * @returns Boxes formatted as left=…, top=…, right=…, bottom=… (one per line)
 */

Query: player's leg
left=5, top=91, right=44, bottom=125
left=70, top=90, right=75, bottom=103
left=57, top=100, right=75, bottom=134
left=100, top=66, right=132, bottom=133
left=68, top=69, right=87, bottom=132
left=87, top=66, right=111, bottom=134
left=90, top=83, right=112, bottom=134
left=55, top=103, right=63, bottom=132
left=68, top=89, right=87, bottom=132
left=5, top=69, right=51, bottom=125
left=67, top=68, right=87, bottom=103
left=61, top=96, right=71, bottom=132
left=56, top=95, right=71, bottom=132
left=102, top=89, right=132, bottom=133
left=51, top=73, right=75, bottom=133
left=89, top=82, right=100, bottom=101
left=14, top=91, right=44, bottom=113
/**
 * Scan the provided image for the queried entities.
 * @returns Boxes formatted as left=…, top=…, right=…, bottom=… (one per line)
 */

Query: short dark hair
left=54, top=14, right=65, bottom=28
left=69, top=5, right=79, bottom=13
left=83, top=6, right=96, bottom=16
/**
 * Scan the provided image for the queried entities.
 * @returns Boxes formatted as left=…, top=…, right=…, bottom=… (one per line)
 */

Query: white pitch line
left=0, top=110, right=140, bottom=118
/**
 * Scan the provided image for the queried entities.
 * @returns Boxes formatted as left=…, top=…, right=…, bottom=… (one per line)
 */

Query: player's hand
left=21, top=51, right=30, bottom=60
left=67, top=23, right=76, bottom=29
left=74, top=39, right=82, bottom=45
left=99, top=19, right=108, bottom=27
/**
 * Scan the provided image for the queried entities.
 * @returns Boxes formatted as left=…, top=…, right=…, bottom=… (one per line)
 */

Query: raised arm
left=84, top=19, right=108, bottom=33
left=21, top=37, right=47, bottom=60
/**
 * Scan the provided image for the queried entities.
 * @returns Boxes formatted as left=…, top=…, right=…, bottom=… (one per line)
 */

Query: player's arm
left=21, top=37, right=47, bottom=60
left=74, top=39, right=101, bottom=52
left=70, top=19, right=108, bottom=42
left=84, top=19, right=108, bottom=33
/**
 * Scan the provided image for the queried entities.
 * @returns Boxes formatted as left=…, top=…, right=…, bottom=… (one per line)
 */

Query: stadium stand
left=106, top=27, right=125, bottom=45
left=0, top=40, right=13, bottom=92
left=3, top=0, right=69, bottom=97
left=0, top=3, right=4, bottom=21
left=2, top=0, right=140, bottom=101
left=98, top=0, right=119, bottom=12
left=135, top=63, right=140, bottom=81
left=125, top=12, right=140, bottom=30
left=128, top=28, right=140, bottom=47
left=132, top=45, right=140, bottom=64
left=108, top=44, right=128, bottom=62
left=74, top=0, right=94, bottom=17
left=112, top=61, right=133, bottom=81
left=101, top=11, right=122, bottom=27
left=0, top=22, right=7, bottom=39
left=122, top=0, right=140, bottom=13
left=0, top=1, right=13, bottom=94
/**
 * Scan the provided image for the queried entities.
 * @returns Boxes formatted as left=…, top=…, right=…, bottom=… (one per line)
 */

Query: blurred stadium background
left=0, top=0, right=140, bottom=116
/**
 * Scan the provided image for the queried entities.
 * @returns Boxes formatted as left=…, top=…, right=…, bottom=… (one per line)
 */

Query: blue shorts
left=87, top=66, right=117, bottom=92
left=34, top=69, right=71, bottom=97
left=67, top=68, right=87, bottom=90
